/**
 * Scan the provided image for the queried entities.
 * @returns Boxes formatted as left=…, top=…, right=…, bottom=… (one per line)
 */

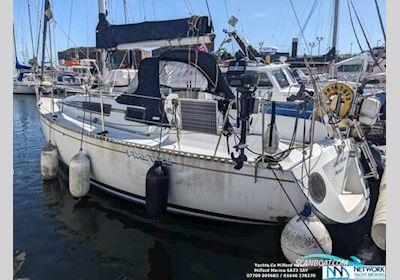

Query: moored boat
left=38, top=48, right=371, bottom=225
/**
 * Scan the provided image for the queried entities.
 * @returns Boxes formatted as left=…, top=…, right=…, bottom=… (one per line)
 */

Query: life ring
left=322, top=82, right=355, bottom=118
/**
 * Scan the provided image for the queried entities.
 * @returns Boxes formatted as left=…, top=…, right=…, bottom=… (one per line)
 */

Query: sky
left=13, top=0, right=386, bottom=63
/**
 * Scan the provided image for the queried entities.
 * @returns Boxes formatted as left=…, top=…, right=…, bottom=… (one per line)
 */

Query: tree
left=248, top=45, right=259, bottom=57
left=234, top=50, right=245, bottom=60
left=234, top=46, right=259, bottom=60
left=220, top=49, right=233, bottom=60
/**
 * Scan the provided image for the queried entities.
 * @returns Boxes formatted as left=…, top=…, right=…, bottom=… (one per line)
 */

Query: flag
left=44, top=0, right=53, bottom=21
left=196, top=44, right=208, bottom=53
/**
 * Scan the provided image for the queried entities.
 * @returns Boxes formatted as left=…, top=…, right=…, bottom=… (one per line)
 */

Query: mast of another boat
left=40, top=0, right=51, bottom=83
left=98, top=0, right=109, bottom=78
left=97, top=0, right=108, bottom=134
left=123, top=0, right=132, bottom=68
left=13, top=23, right=18, bottom=68
left=328, top=0, right=339, bottom=78
left=27, top=0, right=37, bottom=72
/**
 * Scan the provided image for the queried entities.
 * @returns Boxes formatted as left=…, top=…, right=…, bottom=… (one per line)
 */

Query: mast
left=13, top=23, right=18, bottom=64
left=329, top=0, right=339, bottom=78
left=123, top=0, right=131, bottom=68
left=27, top=0, right=36, bottom=63
left=40, top=0, right=52, bottom=81
left=123, top=0, right=128, bottom=23
left=98, top=0, right=108, bottom=76
left=99, top=0, right=106, bottom=16
left=332, top=0, right=339, bottom=53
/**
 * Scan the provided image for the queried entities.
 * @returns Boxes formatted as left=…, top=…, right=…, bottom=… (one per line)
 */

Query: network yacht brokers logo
left=295, top=254, right=385, bottom=280
left=323, top=265, right=385, bottom=279
left=324, top=266, right=350, bottom=279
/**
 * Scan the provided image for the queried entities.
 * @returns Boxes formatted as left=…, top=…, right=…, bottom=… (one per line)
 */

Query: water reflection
left=15, top=95, right=287, bottom=279
left=40, top=166, right=286, bottom=279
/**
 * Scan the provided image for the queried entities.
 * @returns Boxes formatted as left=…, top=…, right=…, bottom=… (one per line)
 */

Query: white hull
left=40, top=113, right=308, bottom=224
left=39, top=93, right=369, bottom=225
left=13, top=83, right=36, bottom=95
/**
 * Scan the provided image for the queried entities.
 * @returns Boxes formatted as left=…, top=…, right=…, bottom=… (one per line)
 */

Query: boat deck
left=38, top=96, right=327, bottom=171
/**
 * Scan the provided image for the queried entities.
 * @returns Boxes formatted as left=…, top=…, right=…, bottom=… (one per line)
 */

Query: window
left=337, top=64, right=362, bottom=72
left=272, top=69, right=289, bottom=88
left=258, top=72, right=272, bottom=87
left=159, top=61, right=208, bottom=91
left=291, top=70, right=299, bottom=79
left=283, top=68, right=297, bottom=84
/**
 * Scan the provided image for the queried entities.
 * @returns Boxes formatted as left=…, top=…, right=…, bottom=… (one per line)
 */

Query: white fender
left=69, top=150, right=91, bottom=198
left=371, top=170, right=386, bottom=251
left=40, top=143, right=59, bottom=180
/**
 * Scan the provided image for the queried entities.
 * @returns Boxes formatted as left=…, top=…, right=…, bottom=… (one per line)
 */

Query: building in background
left=152, top=42, right=214, bottom=57
left=57, top=47, right=151, bottom=70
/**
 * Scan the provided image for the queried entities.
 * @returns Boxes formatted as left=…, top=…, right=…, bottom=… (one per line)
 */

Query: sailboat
left=36, top=0, right=375, bottom=225
left=13, top=2, right=52, bottom=95
left=13, top=21, right=36, bottom=95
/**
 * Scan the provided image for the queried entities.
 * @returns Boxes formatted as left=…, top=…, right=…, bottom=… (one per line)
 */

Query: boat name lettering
left=126, top=149, right=171, bottom=164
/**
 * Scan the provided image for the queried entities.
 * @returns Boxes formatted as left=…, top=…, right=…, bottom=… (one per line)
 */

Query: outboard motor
left=145, top=161, right=170, bottom=219
left=231, top=71, right=260, bottom=170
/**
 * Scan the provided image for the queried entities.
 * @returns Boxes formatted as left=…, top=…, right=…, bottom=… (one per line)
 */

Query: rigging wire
left=223, top=0, right=229, bottom=20
left=142, top=0, right=147, bottom=21
left=222, top=0, right=235, bottom=54
left=349, top=0, right=383, bottom=71
left=312, top=1, right=322, bottom=40
left=86, top=0, right=89, bottom=59
left=288, top=1, right=341, bottom=136
left=34, top=0, right=43, bottom=72
left=296, top=0, right=318, bottom=38
left=288, top=0, right=314, bottom=63
left=26, top=0, right=36, bottom=59
left=138, top=0, right=142, bottom=21
left=128, top=3, right=135, bottom=22
left=281, top=0, right=310, bottom=48
left=235, top=0, right=246, bottom=42
left=183, top=0, right=193, bottom=15
left=325, top=0, right=334, bottom=53
left=151, top=0, right=157, bottom=20
left=67, top=0, right=74, bottom=49
left=374, top=0, right=386, bottom=43
left=346, top=0, right=363, bottom=53
left=51, top=18, right=97, bottom=77
left=204, top=0, right=213, bottom=30
left=278, top=0, right=308, bottom=52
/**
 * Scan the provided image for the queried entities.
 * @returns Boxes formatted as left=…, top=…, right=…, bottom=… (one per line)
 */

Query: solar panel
left=179, top=99, right=219, bottom=134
